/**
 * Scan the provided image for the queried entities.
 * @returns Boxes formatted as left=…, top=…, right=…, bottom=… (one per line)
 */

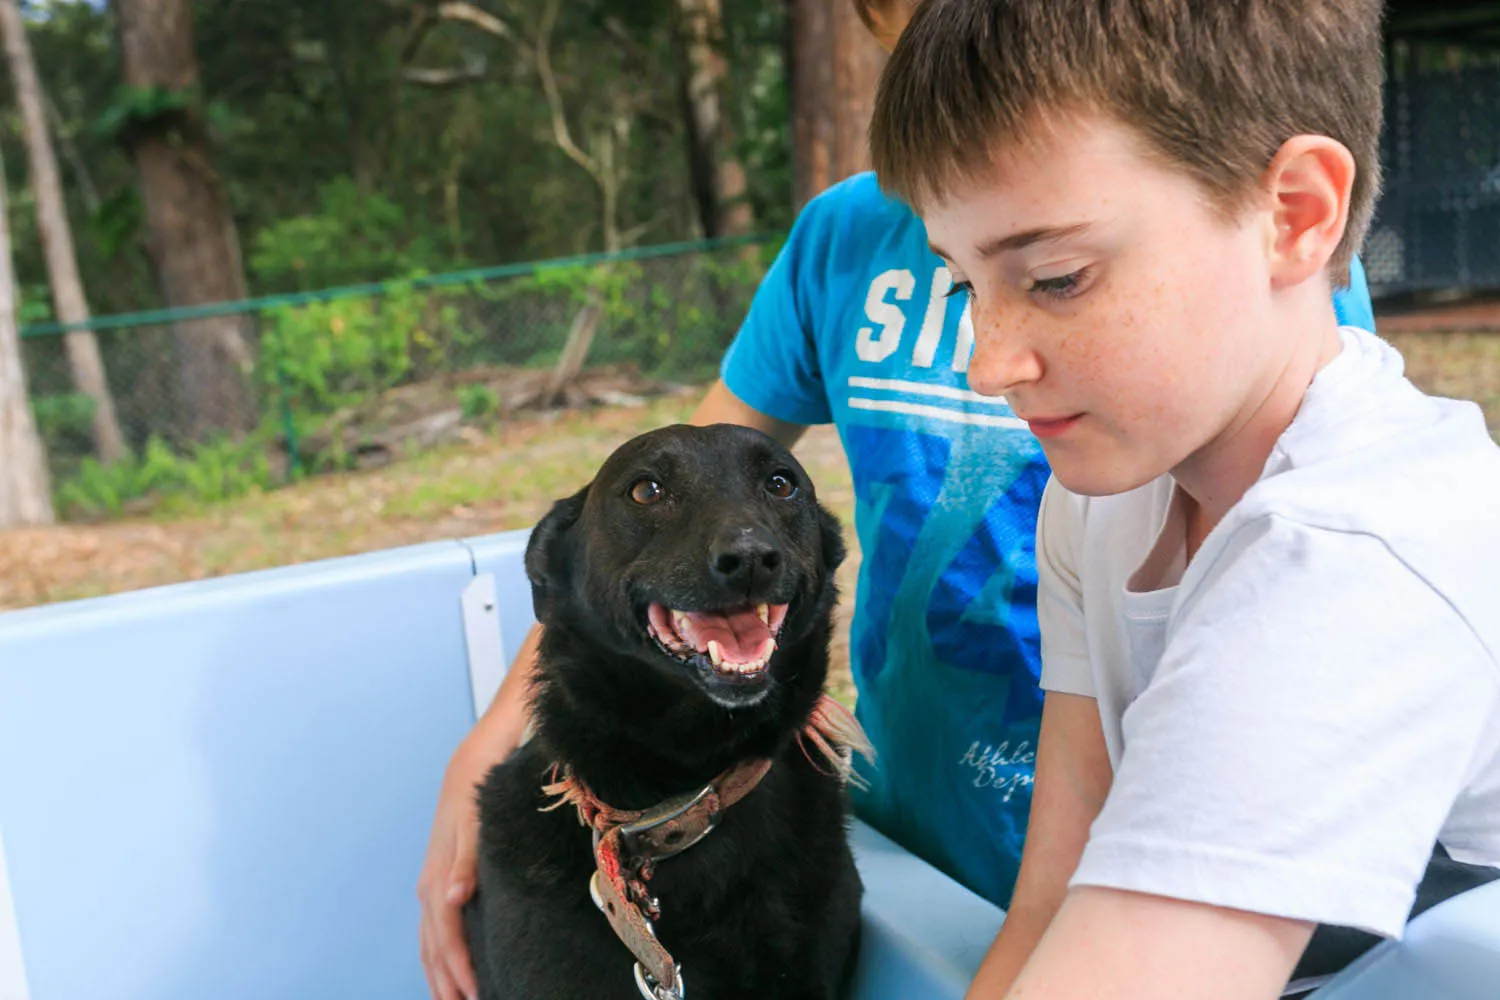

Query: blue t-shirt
left=722, top=172, right=1375, bottom=908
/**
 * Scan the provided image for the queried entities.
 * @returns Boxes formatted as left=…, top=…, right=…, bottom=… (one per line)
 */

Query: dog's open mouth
left=645, top=601, right=790, bottom=679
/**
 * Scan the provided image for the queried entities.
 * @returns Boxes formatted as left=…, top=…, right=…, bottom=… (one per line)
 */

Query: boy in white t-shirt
left=870, top=1, right=1500, bottom=998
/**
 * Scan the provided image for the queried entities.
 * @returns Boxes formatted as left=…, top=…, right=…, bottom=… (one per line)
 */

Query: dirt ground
left=0, top=392, right=857, bottom=610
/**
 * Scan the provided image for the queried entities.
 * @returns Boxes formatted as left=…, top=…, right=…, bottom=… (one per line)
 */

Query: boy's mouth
left=1023, top=413, right=1083, bottom=438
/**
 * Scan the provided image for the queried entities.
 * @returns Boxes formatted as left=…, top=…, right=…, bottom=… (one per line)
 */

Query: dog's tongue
left=679, top=608, right=772, bottom=663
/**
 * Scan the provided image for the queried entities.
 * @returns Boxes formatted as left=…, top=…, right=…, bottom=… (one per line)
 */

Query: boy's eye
left=1028, top=267, right=1092, bottom=301
left=945, top=279, right=973, bottom=298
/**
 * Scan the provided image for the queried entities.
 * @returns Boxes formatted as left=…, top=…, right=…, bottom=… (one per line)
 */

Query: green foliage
left=55, top=435, right=274, bottom=519
left=92, top=84, right=196, bottom=139
left=483, top=252, right=767, bottom=381
left=16, top=0, right=792, bottom=318
left=457, top=383, right=499, bottom=421
left=18, top=285, right=53, bottom=326
left=31, top=392, right=96, bottom=455
left=258, top=279, right=469, bottom=413
left=87, top=190, right=145, bottom=261
left=249, top=179, right=441, bottom=292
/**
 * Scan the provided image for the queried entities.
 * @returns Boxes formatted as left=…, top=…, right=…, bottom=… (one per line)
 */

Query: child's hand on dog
left=419, top=625, right=541, bottom=1000
left=418, top=726, right=505, bottom=1000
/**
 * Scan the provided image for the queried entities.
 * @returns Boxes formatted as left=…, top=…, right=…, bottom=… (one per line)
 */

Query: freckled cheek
left=1081, top=281, right=1187, bottom=429
left=972, top=297, right=1011, bottom=346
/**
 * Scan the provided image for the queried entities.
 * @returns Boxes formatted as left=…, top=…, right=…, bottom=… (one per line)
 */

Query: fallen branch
left=436, top=1, right=513, bottom=40
left=403, top=57, right=488, bottom=87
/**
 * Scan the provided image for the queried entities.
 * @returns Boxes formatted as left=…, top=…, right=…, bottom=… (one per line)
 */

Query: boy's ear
left=524, top=485, right=589, bottom=623
left=1263, top=135, right=1356, bottom=288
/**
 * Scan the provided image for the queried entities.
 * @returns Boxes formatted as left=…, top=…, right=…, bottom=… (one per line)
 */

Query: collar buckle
left=616, top=783, right=720, bottom=861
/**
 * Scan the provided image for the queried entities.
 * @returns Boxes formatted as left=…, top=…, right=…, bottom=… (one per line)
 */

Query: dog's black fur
left=465, top=424, right=863, bottom=1000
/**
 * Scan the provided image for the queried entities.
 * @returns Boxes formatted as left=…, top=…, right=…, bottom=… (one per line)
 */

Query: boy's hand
left=417, top=732, right=492, bottom=1000
left=418, top=624, right=542, bottom=1000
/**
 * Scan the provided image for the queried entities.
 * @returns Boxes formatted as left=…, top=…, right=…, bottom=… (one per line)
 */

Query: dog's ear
left=817, top=503, right=846, bottom=573
left=525, top=484, right=589, bottom=622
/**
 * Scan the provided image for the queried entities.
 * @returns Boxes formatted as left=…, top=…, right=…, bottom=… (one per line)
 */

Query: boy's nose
left=966, top=306, right=1044, bottom=398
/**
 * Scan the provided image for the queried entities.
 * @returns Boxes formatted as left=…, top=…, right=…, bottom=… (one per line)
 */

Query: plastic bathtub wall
left=0, top=530, right=1495, bottom=1000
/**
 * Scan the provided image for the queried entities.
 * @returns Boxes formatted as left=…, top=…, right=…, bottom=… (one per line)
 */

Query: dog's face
left=525, top=423, right=844, bottom=709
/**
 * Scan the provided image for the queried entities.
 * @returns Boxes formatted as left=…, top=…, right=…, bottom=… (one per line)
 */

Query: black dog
left=465, top=423, right=865, bottom=1000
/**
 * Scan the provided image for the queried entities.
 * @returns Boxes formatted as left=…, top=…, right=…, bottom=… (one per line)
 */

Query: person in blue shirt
left=415, top=3, right=1376, bottom=998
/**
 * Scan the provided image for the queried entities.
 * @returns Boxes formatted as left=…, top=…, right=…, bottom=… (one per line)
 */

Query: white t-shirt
left=1037, top=327, right=1500, bottom=939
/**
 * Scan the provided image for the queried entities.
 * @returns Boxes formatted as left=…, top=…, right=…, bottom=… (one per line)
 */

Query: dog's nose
left=709, top=530, right=783, bottom=591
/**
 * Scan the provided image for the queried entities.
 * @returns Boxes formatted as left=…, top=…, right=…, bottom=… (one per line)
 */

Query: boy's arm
left=969, top=479, right=1305, bottom=998
left=965, top=654, right=1313, bottom=1000
left=999, top=888, right=1313, bottom=1000
left=693, top=379, right=808, bottom=447
left=983, top=520, right=1500, bottom=1000
left=965, top=691, right=1112, bottom=995
left=961, top=476, right=1107, bottom=992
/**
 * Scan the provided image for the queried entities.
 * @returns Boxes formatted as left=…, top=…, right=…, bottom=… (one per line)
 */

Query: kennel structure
left=0, top=530, right=1496, bottom=999
left=1369, top=2, right=1500, bottom=297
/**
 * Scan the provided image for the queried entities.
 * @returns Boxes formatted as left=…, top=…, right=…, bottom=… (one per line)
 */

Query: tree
left=113, top=0, right=257, bottom=440
left=0, top=0, right=126, bottom=463
left=0, top=143, right=55, bottom=527
left=404, top=0, right=661, bottom=398
left=674, top=0, right=753, bottom=238
left=789, top=0, right=886, bottom=207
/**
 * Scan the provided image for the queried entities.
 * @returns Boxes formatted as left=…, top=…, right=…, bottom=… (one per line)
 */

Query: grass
left=1386, top=331, right=1500, bottom=440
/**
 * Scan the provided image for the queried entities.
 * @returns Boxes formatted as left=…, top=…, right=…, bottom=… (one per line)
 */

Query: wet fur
left=464, top=424, right=863, bottom=1000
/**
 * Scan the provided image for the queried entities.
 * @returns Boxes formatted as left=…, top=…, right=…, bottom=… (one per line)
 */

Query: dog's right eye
left=630, top=479, right=665, bottom=505
left=766, top=472, right=798, bottom=499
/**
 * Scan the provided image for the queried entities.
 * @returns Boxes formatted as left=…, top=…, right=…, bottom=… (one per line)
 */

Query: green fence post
left=273, top=355, right=301, bottom=479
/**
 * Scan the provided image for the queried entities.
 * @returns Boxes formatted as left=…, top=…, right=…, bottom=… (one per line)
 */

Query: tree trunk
left=544, top=296, right=604, bottom=404
left=0, top=145, right=55, bottom=527
left=674, top=0, right=754, bottom=238
left=0, top=0, right=126, bottom=463
left=790, top=0, right=887, bottom=208
left=115, top=0, right=257, bottom=441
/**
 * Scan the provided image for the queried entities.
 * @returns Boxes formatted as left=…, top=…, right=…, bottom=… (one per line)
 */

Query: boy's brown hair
left=870, top=0, right=1385, bottom=278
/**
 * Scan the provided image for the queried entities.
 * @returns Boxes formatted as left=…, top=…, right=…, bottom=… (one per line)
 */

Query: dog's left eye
left=766, top=472, right=798, bottom=499
left=630, top=479, right=665, bottom=505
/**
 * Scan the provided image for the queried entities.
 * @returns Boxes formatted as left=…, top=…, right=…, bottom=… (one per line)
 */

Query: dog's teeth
left=708, top=640, right=723, bottom=666
left=756, top=603, right=770, bottom=625
left=673, top=611, right=691, bottom=637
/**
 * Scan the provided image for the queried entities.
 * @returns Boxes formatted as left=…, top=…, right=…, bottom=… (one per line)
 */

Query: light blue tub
left=0, top=530, right=1493, bottom=999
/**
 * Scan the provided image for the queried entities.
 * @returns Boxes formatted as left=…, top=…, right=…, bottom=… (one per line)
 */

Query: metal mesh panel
left=20, top=239, right=770, bottom=486
left=1366, top=55, right=1500, bottom=297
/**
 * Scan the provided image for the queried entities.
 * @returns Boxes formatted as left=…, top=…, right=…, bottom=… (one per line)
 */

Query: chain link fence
left=1365, top=49, right=1500, bottom=297
left=20, top=235, right=774, bottom=515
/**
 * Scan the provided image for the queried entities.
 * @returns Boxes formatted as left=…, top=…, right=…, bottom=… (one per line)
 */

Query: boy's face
left=925, top=112, right=1296, bottom=498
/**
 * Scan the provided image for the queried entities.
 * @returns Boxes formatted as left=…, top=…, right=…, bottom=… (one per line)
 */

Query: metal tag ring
left=634, top=961, right=685, bottom=1000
